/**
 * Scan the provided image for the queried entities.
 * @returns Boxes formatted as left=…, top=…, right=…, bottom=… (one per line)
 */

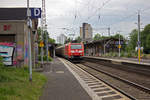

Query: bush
left=142, top=54, right=147, bottom=58
left=120, top=51, right=125, bottom=57
left=127, top=52, right=132, bottom=57
left=112, top=52, right=118, bottom=57
left=48, top=56, right=53, bottom=61
left=134, top=52, right=138, bottom=58
left=108, top=52, right=113, bottom=57
left=43, top=56, right=53, bottom=61
left=105, top=53, right=109, bottom=57
left=38, top=55, right=52, bottom=61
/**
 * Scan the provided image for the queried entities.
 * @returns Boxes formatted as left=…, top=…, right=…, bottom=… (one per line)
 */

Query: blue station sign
left=30, top=8, right=41, bottom=19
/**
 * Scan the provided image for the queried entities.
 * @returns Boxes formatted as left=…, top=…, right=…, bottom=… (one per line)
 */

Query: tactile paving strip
left=60, top=58, right=131, bottom=100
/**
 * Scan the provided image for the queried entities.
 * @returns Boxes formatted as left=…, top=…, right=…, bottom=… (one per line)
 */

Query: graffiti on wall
left=25, top=44, right=28, bottom=65
left=16, top=44, right=23, bottom=60
left=24, top=31, right=29, bottom=66
left=0, top=44, right=14, bottom=65
left=0, top=42, right=14, bottom=46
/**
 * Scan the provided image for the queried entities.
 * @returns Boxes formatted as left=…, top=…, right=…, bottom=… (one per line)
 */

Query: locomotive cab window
left=71, top=45, right=82, bottom=49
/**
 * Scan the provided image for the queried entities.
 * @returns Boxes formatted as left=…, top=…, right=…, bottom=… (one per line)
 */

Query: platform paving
left=84, top=56, right=150, bottom=65
left=103, top=57, right=150, bottom=64
left=39, top=58, right=92, bottom=100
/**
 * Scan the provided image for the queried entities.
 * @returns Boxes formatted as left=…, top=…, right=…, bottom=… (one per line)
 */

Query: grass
left=0, top=66, right=47, bottom=100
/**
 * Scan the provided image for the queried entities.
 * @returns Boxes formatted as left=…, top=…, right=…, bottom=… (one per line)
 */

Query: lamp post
left=27, top=0, right=32, bottom=82
left=119, top=33, right=120, bottom=57
left=137, top=11, right=141, bottom=63
left=117, top=31, right=121, bottom=57
left=134, top=11, right=141, bottom=63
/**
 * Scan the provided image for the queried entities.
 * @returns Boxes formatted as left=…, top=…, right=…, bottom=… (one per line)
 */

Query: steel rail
left=82, top=63, right=150, bottom=93
left=76, top=64, right=145, bottom=100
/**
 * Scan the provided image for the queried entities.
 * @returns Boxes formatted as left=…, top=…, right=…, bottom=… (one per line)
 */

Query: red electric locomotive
left=56, top=43, right=84, bottom=61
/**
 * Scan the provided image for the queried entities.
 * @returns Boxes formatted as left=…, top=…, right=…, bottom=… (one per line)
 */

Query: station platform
left=84, top=56, right=150, bottom=66
left=39, top=58, right=92, bottom=100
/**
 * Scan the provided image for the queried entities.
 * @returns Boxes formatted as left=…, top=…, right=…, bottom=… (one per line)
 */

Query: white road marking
left=56, top=71, right=64, bottom=73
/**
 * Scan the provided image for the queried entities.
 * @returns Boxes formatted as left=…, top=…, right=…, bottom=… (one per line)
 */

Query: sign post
left=39, top=41, right=44, bottom=47
left=31, top=8, right=41, bottom=19
left=118, top=45, right=121, bottom=49
left=27, top=0, right=32, bottom=82
left=26, top=6, right=41, bottom=82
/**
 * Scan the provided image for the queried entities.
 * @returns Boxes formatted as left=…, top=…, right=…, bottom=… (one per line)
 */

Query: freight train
left=56, top=43, right=84, bottom=61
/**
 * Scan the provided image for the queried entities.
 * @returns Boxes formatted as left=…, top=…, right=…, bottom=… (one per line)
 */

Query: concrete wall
left=0, top=20, right=37, bottom=67
left=0, top=21, right=25, bottom=66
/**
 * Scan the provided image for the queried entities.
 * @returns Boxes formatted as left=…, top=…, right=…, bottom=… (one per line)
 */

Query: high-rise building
left=57, top=34, right=67, bottom=44
left=80, top=23, right=93, bottom=42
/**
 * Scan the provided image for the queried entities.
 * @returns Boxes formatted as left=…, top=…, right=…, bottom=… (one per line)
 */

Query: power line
left=85, top=0, right=112, bottom=21
left=110, top=13, right=136, bottom=27
left=141, top=6, right=150, bottom=12
left=107, top=6, right=150, bottom=29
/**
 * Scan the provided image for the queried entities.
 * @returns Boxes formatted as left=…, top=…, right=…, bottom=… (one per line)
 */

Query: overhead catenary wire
left=84, top=0, right=113, bottom=36
left=85, top=0, right=112, bottom=21
left=107, top=6, right=150, bottom=32
left=103, top=5, right=150, bottom=27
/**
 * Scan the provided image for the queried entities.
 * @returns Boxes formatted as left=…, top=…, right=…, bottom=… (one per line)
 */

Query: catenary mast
left=41, top=0, right=49, bottom=63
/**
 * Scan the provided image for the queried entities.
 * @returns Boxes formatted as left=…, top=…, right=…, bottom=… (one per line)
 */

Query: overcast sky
left=0, top=0, right=150, bottom=40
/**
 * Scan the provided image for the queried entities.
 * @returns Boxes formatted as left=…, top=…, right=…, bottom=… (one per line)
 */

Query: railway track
left=75, top=62, right=150, bottom=100
left=82, top=61, right=150, bottom=92
left=60, top=58, right=133, bottom=100
left=83, top=57, right=150, bottom=76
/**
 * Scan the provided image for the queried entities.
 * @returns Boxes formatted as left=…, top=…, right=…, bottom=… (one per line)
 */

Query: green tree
left=65, top=37, right=72, bottom=44
left=146, top=35, right=150, bottom=48
left=37, top=27, right=42, bottom=40
left=126, top=24, right=150, bottom=54
left=37, top=27, right=55, bottom=44
left=37, top=27, right=48, bottom=41
left=141, top=24, right=150, bottom=53
left=128, top=29, right=138, bottom=51
left=93, top=33, right=102, bottom=41
left=112, top=34, right=124, bottom=40
left=48, top=38, right=55, bottom=44
left=74, top=36, right=82, bottom=43
left=37, top=27, right=56, bottom=55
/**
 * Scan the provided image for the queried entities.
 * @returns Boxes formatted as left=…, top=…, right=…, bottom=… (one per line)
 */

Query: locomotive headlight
left=79, top=51, right=82, bottom=53
left=71, top=50, right=75, bottom=53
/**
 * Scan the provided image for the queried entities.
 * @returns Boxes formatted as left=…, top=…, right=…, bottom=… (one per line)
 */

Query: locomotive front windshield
left=71, top=45, right=82, bottom=49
